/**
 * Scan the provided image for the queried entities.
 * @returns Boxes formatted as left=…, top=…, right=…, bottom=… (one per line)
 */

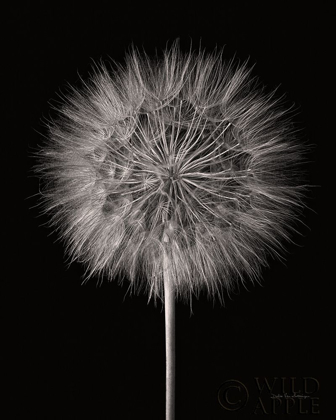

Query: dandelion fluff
left=37, top=44, right=305, bottom=304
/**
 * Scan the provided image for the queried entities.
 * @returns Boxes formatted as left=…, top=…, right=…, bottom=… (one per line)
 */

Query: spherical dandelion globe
left=36, top=42, right=306, bottom=419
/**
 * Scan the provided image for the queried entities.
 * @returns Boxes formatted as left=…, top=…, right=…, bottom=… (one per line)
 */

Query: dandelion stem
left=163, top=248, right=175, bottom=420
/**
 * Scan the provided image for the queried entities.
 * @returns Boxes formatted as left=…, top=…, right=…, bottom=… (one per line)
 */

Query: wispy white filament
left=36, top=43, right=306, bottom=303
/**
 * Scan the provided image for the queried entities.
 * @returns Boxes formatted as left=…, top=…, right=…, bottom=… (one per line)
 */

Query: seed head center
left=162, top=166, right=180, bottom=183
left=158, top=165, right=181, bottom=199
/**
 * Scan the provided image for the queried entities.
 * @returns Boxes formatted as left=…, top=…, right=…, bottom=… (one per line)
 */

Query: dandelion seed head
left=37, top=43, right=306, bottom=303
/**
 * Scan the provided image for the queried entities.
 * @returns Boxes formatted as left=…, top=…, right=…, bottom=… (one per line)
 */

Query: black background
left=5, top=2, right=330, bottom=419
